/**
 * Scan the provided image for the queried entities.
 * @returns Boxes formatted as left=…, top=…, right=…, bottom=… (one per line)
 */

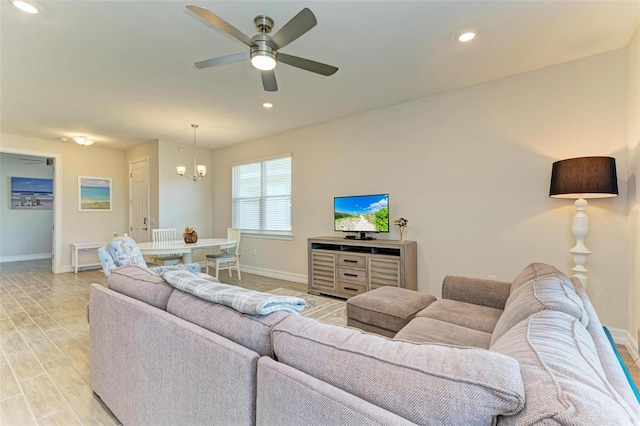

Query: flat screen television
left=334, top=193, right=389, bottom=240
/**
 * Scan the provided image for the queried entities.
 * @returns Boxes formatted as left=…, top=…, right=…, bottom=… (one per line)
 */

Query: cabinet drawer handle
left=343, top=259, right=358, bottom=263
left=344, top=273, right=359, bottom=277
left=344, top=287, right=359, bottom=292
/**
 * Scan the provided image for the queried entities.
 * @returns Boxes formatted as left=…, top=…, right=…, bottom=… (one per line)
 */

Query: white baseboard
left=608, top=327, right=640, bottom=367
left=240, top=265, right=308, bottom=284
left=0, top=253, right=52, bottom=263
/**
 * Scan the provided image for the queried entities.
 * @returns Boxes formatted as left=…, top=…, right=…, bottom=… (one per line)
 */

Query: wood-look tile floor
left=1, top=260, right=639, bottom=425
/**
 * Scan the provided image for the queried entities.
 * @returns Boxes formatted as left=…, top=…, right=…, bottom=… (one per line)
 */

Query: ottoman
left=346, top=286, right=437, bottom=338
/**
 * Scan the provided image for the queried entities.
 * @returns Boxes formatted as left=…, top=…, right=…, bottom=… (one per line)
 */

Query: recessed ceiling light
left=456, top=31, right=476, bottom=43
left=262, top=102, right=273, bottom=109
left=11, top=1, right=39, bottom=14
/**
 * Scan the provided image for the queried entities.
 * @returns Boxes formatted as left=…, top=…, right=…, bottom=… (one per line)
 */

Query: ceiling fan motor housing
left=250, top=34, right=277, bottom=64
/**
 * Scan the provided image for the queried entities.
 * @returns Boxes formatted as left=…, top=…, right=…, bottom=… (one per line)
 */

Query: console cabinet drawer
left=337, top=267, right=367, bottom=284
left=337, top=282, right=367, bottom=296
left=337, top=254, right=366, bottom=269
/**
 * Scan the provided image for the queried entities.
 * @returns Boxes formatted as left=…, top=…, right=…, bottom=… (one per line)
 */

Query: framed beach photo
left=78, top=176, right=112, bottom=211
left=10, top=177, right=54, bottom=210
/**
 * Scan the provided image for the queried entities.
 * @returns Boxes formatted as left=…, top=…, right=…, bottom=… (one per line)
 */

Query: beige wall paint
left=0, top=134, right=127, bottom=271
left=212, top=49, right=630, bottom=329
left=627, top=22, right=640, bottom=345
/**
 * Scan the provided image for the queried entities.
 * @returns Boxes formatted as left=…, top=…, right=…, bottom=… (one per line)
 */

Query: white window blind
left=232, top=155, right=291, bottom=235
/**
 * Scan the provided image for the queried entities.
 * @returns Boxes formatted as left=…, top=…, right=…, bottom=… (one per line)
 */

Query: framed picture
left=78, top=176, right=112, bottom=211
left=10, top=177, right=54, bottom=210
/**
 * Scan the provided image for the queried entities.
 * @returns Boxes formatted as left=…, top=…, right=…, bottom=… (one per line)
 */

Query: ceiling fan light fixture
left=11, top=0, right=38, bottom=14
left=251, top=52, right=277, bottom=71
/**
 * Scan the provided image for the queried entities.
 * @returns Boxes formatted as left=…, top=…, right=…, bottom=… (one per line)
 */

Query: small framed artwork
left=78, top=176, right=112, bottom=211
left=10, top=177, right=54, bottom=210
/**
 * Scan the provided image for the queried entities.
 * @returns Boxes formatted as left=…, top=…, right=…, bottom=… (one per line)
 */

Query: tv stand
left=308, top=237, right=417, bottom=299
left=345, top=232, right=375, bottom=240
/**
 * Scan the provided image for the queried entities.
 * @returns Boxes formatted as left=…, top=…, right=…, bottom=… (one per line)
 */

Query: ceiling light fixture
left=456, top=31, right=477, bottom=43
left=11, top=0, right=38, bottom=14
left=177, top=124, right=206, bottom=182
left=262, top=102, right=273, bottom=108
left=73, top=136, right=94, bottom=146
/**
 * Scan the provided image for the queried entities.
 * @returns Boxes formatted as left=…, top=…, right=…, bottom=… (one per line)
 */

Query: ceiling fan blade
left=186, top=5, right=254, bottom=47
left=269, top=8, right=317, bottom=50
left=261, top=70, right=278, bottom=92
left=195, top=53, right=249, bottom=69
left=278, top=53, right=338, bottom=76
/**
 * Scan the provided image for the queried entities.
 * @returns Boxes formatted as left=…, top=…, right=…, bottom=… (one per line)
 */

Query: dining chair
left=206, top=228, right=241, bottom=280
left=151, top=228, right=184, bottom=266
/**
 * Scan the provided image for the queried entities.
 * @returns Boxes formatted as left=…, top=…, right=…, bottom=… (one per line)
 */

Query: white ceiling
left=2, top=1, right=638, bottom=151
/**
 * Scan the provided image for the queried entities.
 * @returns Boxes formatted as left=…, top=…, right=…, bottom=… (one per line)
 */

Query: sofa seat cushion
left=416, top=299, right=503, bottom=334
left=491, top=275, right=588, bottom=346
left=272, top=316, right=525, bottom=425
left=346, top=286, right=436, bottom=334
left=491, top=310, right=639, bottom=425
left=394, top=317, right=492, bottom=349
left=107, top=265, right=174, bottom=310
left=166, top=289, right=289, bottom=357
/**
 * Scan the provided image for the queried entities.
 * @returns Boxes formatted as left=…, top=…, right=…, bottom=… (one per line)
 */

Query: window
left=232, top=155, right=291, bottom=236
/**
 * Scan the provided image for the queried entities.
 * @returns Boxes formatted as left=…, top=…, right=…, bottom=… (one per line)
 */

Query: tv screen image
left=334, top=194, right=389, bottom=233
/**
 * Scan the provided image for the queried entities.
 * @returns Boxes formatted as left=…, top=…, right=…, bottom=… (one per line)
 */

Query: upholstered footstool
left=346, top=287, right=437, bottom=338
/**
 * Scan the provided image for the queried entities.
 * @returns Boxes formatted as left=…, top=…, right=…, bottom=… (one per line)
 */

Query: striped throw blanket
left=162, top=270, right=306, bottom=316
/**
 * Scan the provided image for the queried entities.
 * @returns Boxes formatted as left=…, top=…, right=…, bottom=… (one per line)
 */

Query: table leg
left=73, top=247, right=78, bottom=274
left=183, top=251, right=193, bottom=264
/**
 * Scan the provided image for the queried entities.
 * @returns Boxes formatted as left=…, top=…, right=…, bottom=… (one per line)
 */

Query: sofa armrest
left=442, top=275, right=511, bottom=310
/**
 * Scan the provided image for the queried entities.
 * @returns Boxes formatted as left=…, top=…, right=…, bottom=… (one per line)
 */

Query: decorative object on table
left=549, top=156, right=618, bottom=289
left=177, top=124, right=206, bottom=182
left=183, top=226, right=198, bottom=244
left=394, top=217, right=408, bottom=242
left=10, top=176, right=53, bottom=210
left=78, top=176, right=112, bottom=211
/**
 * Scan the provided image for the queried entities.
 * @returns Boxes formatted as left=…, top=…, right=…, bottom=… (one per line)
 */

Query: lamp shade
left=549, top=156, right=618, bottom=199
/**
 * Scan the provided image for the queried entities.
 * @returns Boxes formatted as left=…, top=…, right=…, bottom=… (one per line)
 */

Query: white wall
left=0, top=154, right=53, bottom=261
left=627, top=22, right=640, bottom=347
left=212, top=49, right=630, bottom=329
left=0, top=134, right=127, bottom=271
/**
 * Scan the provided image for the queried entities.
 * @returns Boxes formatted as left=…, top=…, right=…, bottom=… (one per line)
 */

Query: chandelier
left=177, top=124, right=206, bottom=182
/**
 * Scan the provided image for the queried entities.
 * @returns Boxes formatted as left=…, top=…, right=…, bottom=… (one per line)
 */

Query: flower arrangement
left=183, top=226, right=198, bottom=243
left=394, top=217, right=408, bottom=241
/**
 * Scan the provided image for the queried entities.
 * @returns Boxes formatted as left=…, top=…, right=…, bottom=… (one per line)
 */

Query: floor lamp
left=549, top=156, right=618, bottom=289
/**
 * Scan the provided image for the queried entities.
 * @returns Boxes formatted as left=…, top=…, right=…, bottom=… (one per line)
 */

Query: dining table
left=136, top=238, right=236, bottom=264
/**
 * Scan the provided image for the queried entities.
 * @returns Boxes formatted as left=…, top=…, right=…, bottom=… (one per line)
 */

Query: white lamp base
left=569, top=198, right=591, bottom=289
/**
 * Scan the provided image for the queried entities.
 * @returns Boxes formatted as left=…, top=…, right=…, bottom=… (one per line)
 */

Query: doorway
left=0, top=147, right=62, bottom=273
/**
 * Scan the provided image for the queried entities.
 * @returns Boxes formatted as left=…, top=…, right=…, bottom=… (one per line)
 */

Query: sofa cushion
left=491, top=311, right=639, bottom=425
left=395, top=317, right=492, bottom=349
left=166, top=289, right=289, bottom=357
left=491, top=276, right=588, bottom=346
left=107, top=265, right=174, bottom=310
left=510, top=262, right=571, bottom=293
left=272, top=316, right=525, bottom=425
left=416, top=299, right=503, bottom=334
left=346, top=286, right=436, bottom=333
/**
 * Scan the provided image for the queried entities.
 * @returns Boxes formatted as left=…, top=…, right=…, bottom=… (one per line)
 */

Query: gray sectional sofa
left=89, top=263, right=640, bottom=425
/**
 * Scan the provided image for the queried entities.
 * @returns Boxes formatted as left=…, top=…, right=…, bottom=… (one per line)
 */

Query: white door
left=130, top=158, right=150, bottom=243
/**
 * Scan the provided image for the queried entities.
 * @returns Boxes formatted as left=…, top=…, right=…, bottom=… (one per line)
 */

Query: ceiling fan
left=186, top=5, right=338, bottom=92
